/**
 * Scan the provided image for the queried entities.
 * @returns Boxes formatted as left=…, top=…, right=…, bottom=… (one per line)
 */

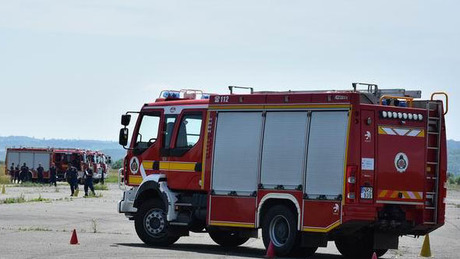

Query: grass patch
left=1, top=194, right=50, bottom=204
left=93, top=184, right=108, bottom=191
left=104, top=169, right=119, bottom=183
left=30, top=194, right=50, bottom=202
left=2, top=194, right=26, bottom=204
left=0, top=166, right=11, bottom=184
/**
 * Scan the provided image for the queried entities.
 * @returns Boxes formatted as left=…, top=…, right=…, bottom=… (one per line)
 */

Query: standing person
left=14, top=165, right=20, bottom=183
left=37, top=163, right=44, bottom=183
left=84, top=168, right=96, bottom=196
left=20, top=163, right=29, bottom=183
left=9, top=163, right=15, bottom=183
left=49, top=163, right=57, bottom=187
left=66, top=166, right=78, bottom=196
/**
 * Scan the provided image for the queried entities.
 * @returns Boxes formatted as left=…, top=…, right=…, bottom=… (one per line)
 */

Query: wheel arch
left=257, top=193, right=302, bottom=231
left=134, top=180, right=168, bottom=211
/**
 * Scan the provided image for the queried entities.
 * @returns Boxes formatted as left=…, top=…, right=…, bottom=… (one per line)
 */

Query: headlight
left=408, top=113, right=413, bottom=120
left=418, top=114, right=423, bottom=121
left=398, top=112, right=402, bottom=119
left=403, top=113, right=408, bottom=120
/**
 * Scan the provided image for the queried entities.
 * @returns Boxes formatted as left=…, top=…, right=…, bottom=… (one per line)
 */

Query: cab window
left=176, top=113, right=203, bottom=148
left=163, top=115, right=177, bottom=148
left=135, top=113, right=161, bottom=151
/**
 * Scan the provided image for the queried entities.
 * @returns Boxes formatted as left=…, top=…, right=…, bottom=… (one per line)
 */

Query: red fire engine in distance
left=117, top=85, right=448, bottom=258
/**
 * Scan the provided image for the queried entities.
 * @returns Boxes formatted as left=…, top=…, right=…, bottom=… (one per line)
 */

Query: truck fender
left=256, top=193, right=302, bottom=231
left=133, top=174, right=178, bottom=222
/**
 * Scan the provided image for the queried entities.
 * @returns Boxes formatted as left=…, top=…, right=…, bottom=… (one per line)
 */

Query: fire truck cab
left=118, top=85, right=448, bottom=258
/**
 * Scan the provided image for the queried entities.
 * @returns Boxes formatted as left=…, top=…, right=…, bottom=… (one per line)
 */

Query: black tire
left=335, top=231, right=388, bottom=258
left=134, top=199, right=180, bottom=246
left=208, top=229, right=250, bottom=247
left=262, top=205, right=299, bottom=256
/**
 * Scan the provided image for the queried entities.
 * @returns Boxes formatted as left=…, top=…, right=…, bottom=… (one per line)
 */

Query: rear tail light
left=346, top=165, right=358, bottom=203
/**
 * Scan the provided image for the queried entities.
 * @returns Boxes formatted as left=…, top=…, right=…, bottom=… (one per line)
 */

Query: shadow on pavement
left=116, top=243, right=343, bottom=259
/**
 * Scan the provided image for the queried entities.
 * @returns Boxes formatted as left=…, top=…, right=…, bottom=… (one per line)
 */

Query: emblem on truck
left=130, top=157, right=140, bottom=174
left=394, top=152, right=409, bottom=173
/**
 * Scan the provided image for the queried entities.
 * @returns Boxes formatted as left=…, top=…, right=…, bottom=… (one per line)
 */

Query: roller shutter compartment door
left=20, top=152, right=34, bottom=169
left=212, top=112, right=263, bottom=196
left=305, top=111, right=349, bottom=199
left=7, top=151, right=20, bottom=167
left=34, top=153, right=51, bottom=171
left=261, top=112, right=309, bottom=189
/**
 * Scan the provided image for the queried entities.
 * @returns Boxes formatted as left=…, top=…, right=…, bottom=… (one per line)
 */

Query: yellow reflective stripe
left=128, top=175, right=143, bottom=185
left=201, top=112, right=210, bottom=189
left=390, top=191, right=399, bottom=198
left=142, top=161, right=154, bottom=170
left=417, top=130, right=425, bottom=137
left=402, top=192, right=410, bottom=199
left=379, top=190, right=388, bottom=198
left=159, top=162, right=169, bottom=170
left=209, top=221, right=255, bottom=228
left=166, top=162, right=196, bottom=171
left=378, top=126, right=424, bottom=138
left=303, top=221, right=341, bottom=233
left=414, top=192, right=422, bottom=199
left=142, top=161, right=197, bottom=172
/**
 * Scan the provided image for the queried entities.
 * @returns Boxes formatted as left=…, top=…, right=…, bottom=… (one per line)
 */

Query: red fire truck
left=5, top=147, right=53, bottom=181
left=117, top=85, right=448, bottom=258
left=53, top=148, right=86, bottom=181
left=86, top=150, right=111, bottom=183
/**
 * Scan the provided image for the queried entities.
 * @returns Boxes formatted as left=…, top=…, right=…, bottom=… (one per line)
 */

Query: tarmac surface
left=0, top=182, right=459, bottom=259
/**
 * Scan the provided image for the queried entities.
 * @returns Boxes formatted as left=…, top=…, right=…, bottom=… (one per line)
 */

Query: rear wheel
left=335, top=231, right=388, bottom=258
left=135, top=199, right=179, bottom=246
left=262, top=205, right=300, bottom=256
left=208, top=229, right=250, bottom=247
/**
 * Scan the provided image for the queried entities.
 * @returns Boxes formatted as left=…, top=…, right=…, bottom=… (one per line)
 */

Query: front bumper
left=118, top=187, right=138, bottom=218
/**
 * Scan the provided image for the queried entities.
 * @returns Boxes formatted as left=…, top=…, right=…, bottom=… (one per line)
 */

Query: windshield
left=134, top=113, right=161, bottom=151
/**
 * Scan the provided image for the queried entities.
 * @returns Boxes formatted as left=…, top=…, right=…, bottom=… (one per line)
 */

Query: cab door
left=166, top=109, right=206, bottom=190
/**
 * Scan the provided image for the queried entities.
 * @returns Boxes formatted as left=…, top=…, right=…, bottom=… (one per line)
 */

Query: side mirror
left=119, top=128, right=129, bottom=146
left=121, top=114, right=131, bottom=126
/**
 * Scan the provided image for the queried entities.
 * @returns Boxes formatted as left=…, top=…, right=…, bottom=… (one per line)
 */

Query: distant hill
left=448, top=139, right=460, bottom=175
left=0, top=136, right=125, bottom=162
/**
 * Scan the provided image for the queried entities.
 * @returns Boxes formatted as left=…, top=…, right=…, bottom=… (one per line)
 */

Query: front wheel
left=262, top=205, right=299, bottom=256
left=134, top=199, right=179, bottom=246
left=208, top=229, right=250, bottom=247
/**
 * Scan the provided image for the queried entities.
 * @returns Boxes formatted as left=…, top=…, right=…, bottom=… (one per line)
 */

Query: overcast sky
left=0, top=0, right=458, bottom=141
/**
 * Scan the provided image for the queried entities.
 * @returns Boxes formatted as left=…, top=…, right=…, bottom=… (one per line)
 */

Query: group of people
left=8, top=162, right=57, bottom=185
left=65, top=165, right=96, bottom=197
left=8, top=163, right=95, bottom=196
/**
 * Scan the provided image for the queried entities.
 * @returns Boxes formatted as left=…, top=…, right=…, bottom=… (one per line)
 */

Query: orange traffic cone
left=70, top=229, right=79, bottom=245
left=266, top=241, right=276, bottom=258
left=371, top=251, right=378, bottom=259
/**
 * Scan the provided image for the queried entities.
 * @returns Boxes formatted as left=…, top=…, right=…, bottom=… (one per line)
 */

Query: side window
left=176, top=113, right=203, bottom=148
left=135, top=113, right=161, bottom=150
left=163, top=115, right=177, bottom=148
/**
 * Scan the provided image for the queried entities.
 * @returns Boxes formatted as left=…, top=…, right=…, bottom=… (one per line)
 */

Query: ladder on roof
left=424, top=101, right=442, bottom=224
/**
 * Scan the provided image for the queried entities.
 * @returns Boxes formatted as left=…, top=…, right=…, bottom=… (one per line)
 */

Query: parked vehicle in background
left=5, top=147, right=111, bottom=184
left=5, top=147, right=53, bottom=182
left=53, top=148, right=86, bottom=182
left=86, top=150, right=111, bottom=183
left=118, top=85, right=448, bottom=258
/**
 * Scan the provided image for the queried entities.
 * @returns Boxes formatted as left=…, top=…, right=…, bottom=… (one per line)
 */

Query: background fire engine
left=6, top=147, right=111, bottom=183
left=118, top=84, right=448, bottom=258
